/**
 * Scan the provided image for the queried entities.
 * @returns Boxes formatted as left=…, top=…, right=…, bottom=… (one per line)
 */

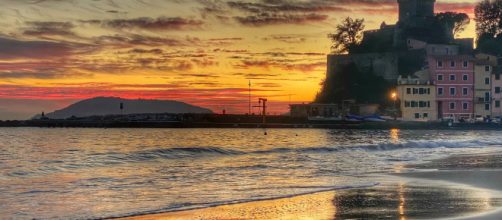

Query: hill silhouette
left=43, top=97, right=213, bottom=119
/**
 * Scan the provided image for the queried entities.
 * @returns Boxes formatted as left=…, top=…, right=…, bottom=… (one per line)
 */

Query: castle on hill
left=326, top=0, right=472, bottom=82
left=295, top=0, right=502, bottom=122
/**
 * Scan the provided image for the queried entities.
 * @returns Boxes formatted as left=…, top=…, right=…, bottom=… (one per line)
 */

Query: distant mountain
left=43, top=97, right=213, bottom=119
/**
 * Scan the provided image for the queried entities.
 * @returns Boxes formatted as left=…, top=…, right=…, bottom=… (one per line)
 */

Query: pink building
left=429, top=55, right=475, bottom=121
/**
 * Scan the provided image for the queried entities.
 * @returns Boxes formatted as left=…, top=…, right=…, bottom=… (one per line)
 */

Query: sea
left=1, top=128, right=502, bottom=219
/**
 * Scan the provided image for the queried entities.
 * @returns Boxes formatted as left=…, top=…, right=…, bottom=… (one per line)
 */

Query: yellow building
left=474, top=53, right=498, bottom=119
left=474, top=54, right=497, bottom=118
left=397, top=74, right=437, bottom=121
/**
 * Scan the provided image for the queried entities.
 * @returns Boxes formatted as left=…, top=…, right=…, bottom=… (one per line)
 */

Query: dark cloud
left=181, top=73, right=221, bottom=78
left=93, top=34, right=185, bottom=47
left=237, top=59, right=325, bottom=72
left=0, top=69, right=92, bottom=79
left=234, top=13, right=327, bottom=26
left=22, top=21, right=76, bottom=37
left=262, top=34, right=306, bottom=43
left=85, top=16, right=204, bottom=31
left=227, top=1, right=348, bottom=13
left=0, top=37, right=85, bottom=60
left=128, top=48, right=164, bottom=54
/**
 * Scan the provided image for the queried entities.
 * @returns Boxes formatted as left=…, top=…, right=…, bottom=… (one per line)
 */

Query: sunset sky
left=0, top=0, right=478, bottom=120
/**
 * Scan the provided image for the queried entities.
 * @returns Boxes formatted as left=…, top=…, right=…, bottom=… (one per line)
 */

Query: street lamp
left=391, top=91, right=397, bottom=120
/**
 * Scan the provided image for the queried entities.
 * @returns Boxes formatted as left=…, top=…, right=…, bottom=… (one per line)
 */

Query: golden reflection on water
left=398, top=182, right=407, bottom=220
left=390, top=128, right=400, bottom=144
left=122, top=191, right=337, bottom=220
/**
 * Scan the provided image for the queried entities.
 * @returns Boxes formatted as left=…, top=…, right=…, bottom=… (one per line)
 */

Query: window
left=496, top=87, right=501, bottom=94
left=438, top=87, right=444, bottom=95
left=449, top=102, right=455, bottom=110
left=463, top=74, right=468, bottom=81
left=485, top=66, right=490, bottom=72
left=496, top=101, right=500, bottom=108
left=450, top=61, right=455, bottom=67
left=406, top=88, right=411, bottom=94
left=423, top=113, right=429, bottom=118
left=411, top=101, right=417, bottom=107
left=450, top=87, right=456, bottom=96
left=463, top=61, right=468, bottom=68
left=427, top=101, right=431, bottom=107
left=419, top=88, right=425, bottom=94
left=450, top=74, right=455, bottom=81
left=419, top=101, right=426, bottom=107
left=485, top=77, right=490, bottom=85
left=437, top=74, right=443, bottom=81
left=463, top=102, right=468, bottom=110
left=496, top=74, right=500, bottom=80
left=413, top=88, right=418, bottom=94
left=438, top=61, right=443, bottom=68
left=462, top=87, right=468, bottom=96
left=415, top=113, right=420, bottom=119
left=485, top=92, right=490, bottom=102
left=427, top=88, right=430, bottom=94
left=405, top=101, right=410, bottom=107
left=485, top=103, right=490, bottom=110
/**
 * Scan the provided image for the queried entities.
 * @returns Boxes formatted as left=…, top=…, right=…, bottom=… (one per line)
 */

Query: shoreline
left=3, top=120, right=502, bottom=130
left=113, top=153, right=502, bottom=220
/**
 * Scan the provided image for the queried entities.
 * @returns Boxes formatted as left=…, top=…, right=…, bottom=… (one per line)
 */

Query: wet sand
left=118, top=153, right=502, bottom=220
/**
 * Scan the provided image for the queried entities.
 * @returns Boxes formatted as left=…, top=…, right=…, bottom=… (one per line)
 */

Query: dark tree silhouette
left=475, top=0, right=502, bottom=38
left=315, top=62, right=391, bottom=104
left=475, top=0, right=502, bottom=55
left=328, top=17, right=365, bottom=54
left=435, top=12, right=470, bottom=37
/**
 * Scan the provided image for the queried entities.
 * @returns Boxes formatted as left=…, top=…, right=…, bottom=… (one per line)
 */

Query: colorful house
left=492, top=64, right=502, bottom=117
left=474, top=54, right=497, bottom=119
left=397, top=73, right=437, bottom=121
left=429, top=55, right=475, bottom=121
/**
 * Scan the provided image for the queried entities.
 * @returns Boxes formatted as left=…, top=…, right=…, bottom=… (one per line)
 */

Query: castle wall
left=327, top=53, right=399, bottom=82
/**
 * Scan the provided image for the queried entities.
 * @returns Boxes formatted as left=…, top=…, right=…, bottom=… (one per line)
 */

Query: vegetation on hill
left=315, top=62, right=391, bottom=104
left=475, top=0, right=502, bottom=56
left=435, top=12, right=470, bottom=37
left=328, top=17, right=365, bottom=54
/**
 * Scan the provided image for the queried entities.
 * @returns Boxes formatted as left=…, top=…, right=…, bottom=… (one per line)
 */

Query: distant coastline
left=3, top=113, right=502, bottom=130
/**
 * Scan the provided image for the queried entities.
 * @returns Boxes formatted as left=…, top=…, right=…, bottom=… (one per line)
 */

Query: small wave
left=123, top=147, right=243, bottom=161
left=101, top=182, right=380, bottom=220
left=249, top=139, right=502, bottom=155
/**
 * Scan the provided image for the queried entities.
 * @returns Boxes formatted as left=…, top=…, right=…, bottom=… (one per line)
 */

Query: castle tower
left=397, top=0, right=435, bottom=24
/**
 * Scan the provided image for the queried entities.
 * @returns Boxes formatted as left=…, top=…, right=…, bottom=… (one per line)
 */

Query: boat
left=308, top=116, right=343, bottom=121
left=363, top=114, right=386, bottom=122
left=345, top=114, right=364, bottom=122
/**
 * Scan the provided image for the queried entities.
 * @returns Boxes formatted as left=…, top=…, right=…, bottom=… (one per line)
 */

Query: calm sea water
left=1, top=128, right=502, bottom=219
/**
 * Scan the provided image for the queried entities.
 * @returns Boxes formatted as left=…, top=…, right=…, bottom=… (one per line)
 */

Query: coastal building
left=429, top=55, right=475, bottom=121
left=492, top=64, right=502, bottom=117
left=290, top=103, right=345, bottom=118
left=289, top=102, right=379, bottom=118
left=397, top=72, right=437, bottom=121
left=474, top=54, right=498, bottom=119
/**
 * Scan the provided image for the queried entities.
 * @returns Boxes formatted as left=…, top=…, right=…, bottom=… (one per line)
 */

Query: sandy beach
left=117, top=153, right=502, bottom=220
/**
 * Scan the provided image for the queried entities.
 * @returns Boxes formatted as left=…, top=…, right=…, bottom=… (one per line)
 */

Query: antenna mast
left=248, top=80, right=251, bottom=115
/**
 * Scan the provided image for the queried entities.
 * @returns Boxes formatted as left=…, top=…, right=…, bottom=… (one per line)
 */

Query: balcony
left=475, top=97, right=491, bottom=103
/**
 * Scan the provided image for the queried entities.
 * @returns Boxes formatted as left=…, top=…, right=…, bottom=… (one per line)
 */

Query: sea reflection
left=121, top=182, right=500, bottom=220
left=332, top=182, right=501, bottom=219
left=2, top=128, right=502, bottom=219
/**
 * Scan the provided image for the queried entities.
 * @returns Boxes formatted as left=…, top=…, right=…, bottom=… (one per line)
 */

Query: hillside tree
left=328, top=17, right=365, bottom=54
left=475, top=0, right=502, bottom=38
left=475, top=0, right=502, bottom=55
left=435, top=12, right=470, bottom=37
